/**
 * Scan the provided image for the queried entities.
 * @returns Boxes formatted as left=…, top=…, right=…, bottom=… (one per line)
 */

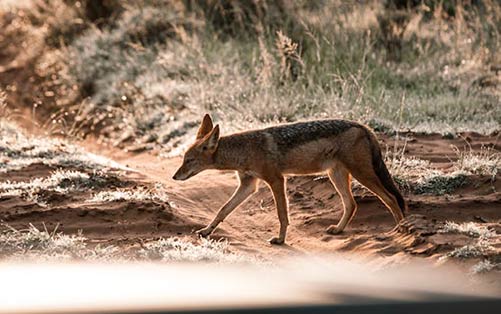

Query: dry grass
left=0, top=1, right=499, bottom=153
left=387, top=154, right=440, bottom=182
left=385, top=151, right=469, bottom=195
left=138, top=237, right=257, bottom=264
left=385, top=138, right=499, bottom=195
left=439, top=221, right=499, bottom=273
left=413, top=171, right=468, bottom=195
left=471, top=260, right=498, bottom=274
left=0, top=120, right=132, bottom=207
left=88, top=185, right=170, bottom=204
left=441, top=221, right=496, bottom=239
left=444, top=241, right=495, bottom=259
left=453, top=146, right=500, bottom=178
left=0, top=120, right=128, bottom=173
left=0, top=224, right=256, bottom=264
left=0, top=224, right=118, bottom=261
left=0, top=169, right=109, bottom=206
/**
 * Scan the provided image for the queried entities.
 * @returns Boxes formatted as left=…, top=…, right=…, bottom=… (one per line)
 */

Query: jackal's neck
left=212, top=136, right=249, bottom=171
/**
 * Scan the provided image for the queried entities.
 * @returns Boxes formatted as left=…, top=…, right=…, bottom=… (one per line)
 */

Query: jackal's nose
left=172, top=168, right=191, bottom=181
left=172, top=170, right=183, bottom=181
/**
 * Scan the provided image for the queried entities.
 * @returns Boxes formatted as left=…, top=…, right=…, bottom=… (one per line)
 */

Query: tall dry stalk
left=275, top=30, right=304, bottom=82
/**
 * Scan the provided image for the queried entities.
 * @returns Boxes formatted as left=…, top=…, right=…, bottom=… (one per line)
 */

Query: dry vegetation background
left=0, top=0, right=499, bottom=153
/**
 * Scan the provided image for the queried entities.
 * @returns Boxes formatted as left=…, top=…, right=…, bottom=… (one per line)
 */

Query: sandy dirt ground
left=90, top=132, right=500, bottom=259
left=2, top=119, right=499, bottom=272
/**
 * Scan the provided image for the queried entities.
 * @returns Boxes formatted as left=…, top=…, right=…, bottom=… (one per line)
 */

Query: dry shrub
left=186, top=0, right=297, bottom=38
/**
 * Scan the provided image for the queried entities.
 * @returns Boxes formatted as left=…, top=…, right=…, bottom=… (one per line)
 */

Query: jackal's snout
left=172, top=165, right=194, bottom=181
left=172, top=169, right=184, bottom=180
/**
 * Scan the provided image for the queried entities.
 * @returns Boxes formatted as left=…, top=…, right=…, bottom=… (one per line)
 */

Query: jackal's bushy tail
left=366, top=130, right=407, bottom=216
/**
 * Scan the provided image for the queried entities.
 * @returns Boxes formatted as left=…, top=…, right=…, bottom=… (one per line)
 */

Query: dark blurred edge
left=65, top=298, right=501, bottom=314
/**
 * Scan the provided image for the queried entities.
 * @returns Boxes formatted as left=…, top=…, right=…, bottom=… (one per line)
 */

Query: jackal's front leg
left=196, top=173, right=258, bottom=238
left=267, top=176, right=289, bottom=245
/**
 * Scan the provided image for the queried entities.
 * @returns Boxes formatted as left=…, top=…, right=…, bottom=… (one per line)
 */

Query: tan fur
left=173, top=114, right=406, bottom=245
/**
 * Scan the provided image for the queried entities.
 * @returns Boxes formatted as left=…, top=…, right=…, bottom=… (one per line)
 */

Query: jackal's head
left=173, top=114, right=220, bottom=181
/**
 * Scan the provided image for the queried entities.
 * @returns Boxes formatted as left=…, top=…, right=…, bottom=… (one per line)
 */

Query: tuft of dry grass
left=385, top=149, right=470, bottom=195
left=0, top=88, right=7, bottom=118
left=0, top=169, right=109, bottom=206
left=138, top=237, right=256, bottom=264
left=471, top=260, right=499, bottom=274
left=441, top=221, right=496, bottom=239
left=275, top=30, right=303, bottom=82
left=443, top=240, right=495, bottom=259
left=453, top=146, right=500, bottom=178
left=88, top=185, right=170, bottom=204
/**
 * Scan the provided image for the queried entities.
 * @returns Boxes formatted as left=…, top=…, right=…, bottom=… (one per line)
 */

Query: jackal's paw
left=326, top=225, right=343, bottom=235
left=195, top=227, right=213, bottom=238
left=268, top=237, right=285, bottom=245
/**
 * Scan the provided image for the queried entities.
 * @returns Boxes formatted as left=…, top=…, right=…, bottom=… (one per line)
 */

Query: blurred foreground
left=1, top=257, right=500, bottom=314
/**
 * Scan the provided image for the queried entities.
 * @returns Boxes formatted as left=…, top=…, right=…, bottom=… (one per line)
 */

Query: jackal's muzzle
left=172, top=165, right=197, bottom=181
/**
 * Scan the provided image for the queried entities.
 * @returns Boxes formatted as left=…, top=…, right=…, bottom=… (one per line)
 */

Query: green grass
left=413, top=172, right=468, bottom=196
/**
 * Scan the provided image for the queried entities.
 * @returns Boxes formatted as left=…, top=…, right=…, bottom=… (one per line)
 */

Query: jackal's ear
left=205, top=124, right=220, bottom=151
left=196, top=114, right=213, bottom=139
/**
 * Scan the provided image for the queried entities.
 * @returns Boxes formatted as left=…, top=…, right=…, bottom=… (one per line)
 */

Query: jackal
left=173, top=114, right=406, bottom=245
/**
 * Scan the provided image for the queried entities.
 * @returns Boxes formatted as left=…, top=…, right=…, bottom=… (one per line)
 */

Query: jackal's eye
left=201, top=146, right=207, bottom=151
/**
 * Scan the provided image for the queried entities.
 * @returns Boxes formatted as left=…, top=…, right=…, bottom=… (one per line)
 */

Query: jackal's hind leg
left=326, top=167, right=357, bottom=235
left=349, top=167, right=404, bottom=225
left=196, top=173, right=258, bottom=237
